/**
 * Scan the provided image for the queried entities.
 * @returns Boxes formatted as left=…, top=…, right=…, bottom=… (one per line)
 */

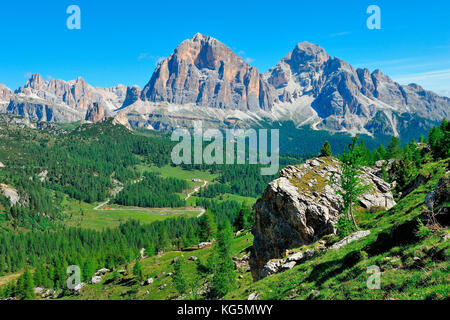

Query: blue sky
left=1, top=0, right=449, bottom=95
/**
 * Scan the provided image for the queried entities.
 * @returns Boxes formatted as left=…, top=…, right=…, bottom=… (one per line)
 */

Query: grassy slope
left=225, top=160, right=449, bottom=300
left=62, top=233, right=254, bottom=300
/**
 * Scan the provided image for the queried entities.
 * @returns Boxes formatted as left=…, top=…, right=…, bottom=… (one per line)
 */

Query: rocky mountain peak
left=291, top=42, right=330, bottom=66
left=122, top=85, right=142, bottom=109
left=24, top=73, right=45, bottom=89
left=141, top=33, right=274, bottom=111
left=265, top=42, right=331, bottom=99
left=0, top=84, right=13, bottom=104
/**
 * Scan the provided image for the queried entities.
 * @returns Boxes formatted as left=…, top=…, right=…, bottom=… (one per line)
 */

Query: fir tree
left=331, top=136, right=371, bottom=231
left=209, top=222, right=235, bottom=298
left=173, top=258, right=187, bottom=295
left=198, top=210, right=217, bottom=242
left=320, top=141, right=332, bottom=157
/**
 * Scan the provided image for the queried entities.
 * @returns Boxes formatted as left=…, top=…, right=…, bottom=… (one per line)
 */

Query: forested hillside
left=0, top=114, right=448, bottom=301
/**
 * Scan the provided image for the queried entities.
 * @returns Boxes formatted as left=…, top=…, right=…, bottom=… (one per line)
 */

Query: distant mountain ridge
left=1, top=33, right=449, bottom=137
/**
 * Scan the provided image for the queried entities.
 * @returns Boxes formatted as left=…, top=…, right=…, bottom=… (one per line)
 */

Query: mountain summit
left=265, top=43, right=449, bottom=135
left=141, top=33, right=274, bottom=111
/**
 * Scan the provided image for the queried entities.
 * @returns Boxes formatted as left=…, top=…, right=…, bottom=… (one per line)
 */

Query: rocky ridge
left=1, top=34, right=449, bottom=137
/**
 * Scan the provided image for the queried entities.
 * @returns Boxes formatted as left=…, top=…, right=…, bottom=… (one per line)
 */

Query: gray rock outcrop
left=85, top=102, right=105, bottom=123
left=250, top=157, right=395, bottom=280
left=329, top=230, right=371, bottom=250
left=0, top=183, right=20, bottom=206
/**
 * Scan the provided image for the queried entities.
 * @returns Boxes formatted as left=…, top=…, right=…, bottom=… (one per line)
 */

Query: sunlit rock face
left=250, top=157, right=396, bottom=280
left=141, top=33, right=274, bottom=111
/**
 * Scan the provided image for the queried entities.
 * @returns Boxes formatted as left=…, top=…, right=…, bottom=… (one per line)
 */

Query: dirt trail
left=185, top=180, right=208, bottom=200
left=93, top=179, right=208, bottom=217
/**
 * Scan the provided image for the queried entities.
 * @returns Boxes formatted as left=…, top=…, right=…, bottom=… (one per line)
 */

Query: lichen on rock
left=250, top=157, right=396, bottom=280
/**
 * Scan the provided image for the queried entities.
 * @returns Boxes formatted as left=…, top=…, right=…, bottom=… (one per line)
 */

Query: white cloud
left=137, top=53, right=149, bottom=60
left=137, top=54, right=166, bottom=66
left=393, top=68, right=450, bottom=82
left=437, top=90, right=450, bottom=98
left=392, top=68, right=450, bottom=92
left=330, top=31, right=351, bottom=37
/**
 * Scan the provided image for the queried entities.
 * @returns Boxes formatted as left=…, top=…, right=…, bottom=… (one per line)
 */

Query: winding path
left=93, top=179, right=208, bottom=217
left=185, top=179, right=208, bottom=200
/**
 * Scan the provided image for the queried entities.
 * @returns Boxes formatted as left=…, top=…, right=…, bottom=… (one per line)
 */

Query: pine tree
left=235, top=209, right=245, bottom=231
left=173, top=258, right=187, bottom=295
left=132, top=260, right=144, bottom=282
left=0, top=255, right=5, bottom=276
left=22, top=268, right=35, bottom=300
left=331, top=136, right=371, bottom=231
left=375, top=145, right=387, bottom=160
left=320, top=141, right=332, bottom=157
left=185, top=224, right=198, bottom=248
left=83, top=259, right=96, bottom=283
left=209, top=222, right=235, bottom=298
left=33, top=264, right=44, bottom=287
left=387, top=136, right=402, bottom=159
left=198, top=210, right=217, bottom=242
left=146, top=242, right=156, bottom=257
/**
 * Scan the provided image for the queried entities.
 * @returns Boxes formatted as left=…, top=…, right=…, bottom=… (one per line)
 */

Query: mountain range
left=1, top=33, right=449, bottom=137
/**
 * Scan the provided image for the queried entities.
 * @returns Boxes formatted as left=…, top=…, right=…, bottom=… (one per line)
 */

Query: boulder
left=73, top=282, right=85, bottom=294
left=34, top=287, right=43, bottom=295
left=304, top=249, right=316, bottom=260
left=329, top=230, right=371, bottom=250
left=198, top=241, right=213, bottom=249
left=259, top=260, right=282, bottom=278
left=232, top=254, right=249, bottom=270
left=287, top=252, right=304, bottom=262
left=0, top=183, right=20, bottom=206
left=91, top=276, right=103, bottom=284
left=248, top=292, right=259, bottom=300
left=188, top=256, right=198, bottom=261
left=280, top=261, right=297, bottom=271
left=95, top=268, right=110, bottom=276
left=250, top=157, right=395, bottom=280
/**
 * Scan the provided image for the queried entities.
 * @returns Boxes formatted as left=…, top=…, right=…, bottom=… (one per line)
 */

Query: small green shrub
left=336, top=217, right=353, bottom=237
left=416, top=219, right=432, bottom=239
